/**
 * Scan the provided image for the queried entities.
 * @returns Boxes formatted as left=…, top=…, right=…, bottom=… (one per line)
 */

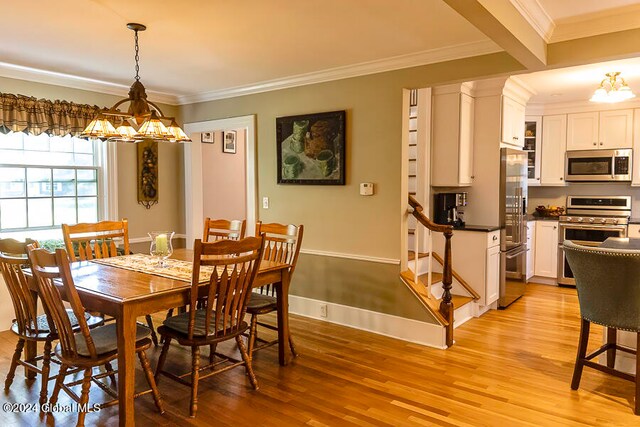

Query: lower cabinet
left=526, top=221, right=535, bottom=280
left=485, top=245, right=500, bottom=306
left=534, top=221, right=558, bottom=278
left=433, top=229, right=501, bottom=307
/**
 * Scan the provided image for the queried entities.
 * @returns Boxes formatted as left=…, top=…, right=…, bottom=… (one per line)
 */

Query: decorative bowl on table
left=535, top=205, right=565, bottom=217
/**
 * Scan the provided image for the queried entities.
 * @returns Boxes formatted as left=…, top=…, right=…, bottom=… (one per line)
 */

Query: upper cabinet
left=524, top=116, right=542, bottom=185
left=502, top=96, right=526, bottom=148
left=567, top=109, right=633, bottom=150
left=540, top=115, right=567, bottom=186
left=432, top=84, right=475, bottom=187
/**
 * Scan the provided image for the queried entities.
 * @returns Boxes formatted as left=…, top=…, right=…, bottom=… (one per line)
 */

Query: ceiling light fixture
left=81, top=23, right=191, bottom=142
left=590, top=72, right=636, bottom=103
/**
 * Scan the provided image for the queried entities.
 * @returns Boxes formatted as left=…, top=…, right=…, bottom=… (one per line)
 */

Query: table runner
left=90, top=253, right=218, bottom=283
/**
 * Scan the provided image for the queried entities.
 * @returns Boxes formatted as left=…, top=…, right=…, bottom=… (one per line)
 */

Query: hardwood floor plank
left=1, top=283, right=639, bottom=426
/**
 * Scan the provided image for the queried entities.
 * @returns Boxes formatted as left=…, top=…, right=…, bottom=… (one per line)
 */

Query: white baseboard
left=288, top=295, right=447, bottom=349
left=453, top=302, right=475, bottom=328
left=529, top=276, right=557, bottom=286
left=130, top=234, right=187, bottom=244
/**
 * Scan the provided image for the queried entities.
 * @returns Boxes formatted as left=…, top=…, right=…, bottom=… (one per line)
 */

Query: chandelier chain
left=134, top=29, right=140, bottom=81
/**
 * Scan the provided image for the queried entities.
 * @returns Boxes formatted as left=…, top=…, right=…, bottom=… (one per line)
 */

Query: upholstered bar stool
left=564, top=240, right=640, bottom=415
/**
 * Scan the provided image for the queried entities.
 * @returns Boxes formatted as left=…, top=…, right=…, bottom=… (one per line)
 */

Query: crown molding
left=527, top=97, right=640, bottom=116
left=176, top=40, right=501, bottom=105
left=550, top=4, right=640, bottom=43
left=0, top=61, right=180, bottom=105
left=509, top=0, right=555, bottom=43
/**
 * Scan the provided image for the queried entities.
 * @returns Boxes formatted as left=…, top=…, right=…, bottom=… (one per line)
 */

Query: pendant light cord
left=134, top=29, right=140, bottom=81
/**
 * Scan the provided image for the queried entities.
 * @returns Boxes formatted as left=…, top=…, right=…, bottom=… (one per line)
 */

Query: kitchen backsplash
left=528, top=184, right=640, bottom=217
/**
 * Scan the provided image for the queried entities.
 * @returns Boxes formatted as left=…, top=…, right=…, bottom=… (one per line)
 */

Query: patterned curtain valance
left=0, top=93, right=102, bottom=137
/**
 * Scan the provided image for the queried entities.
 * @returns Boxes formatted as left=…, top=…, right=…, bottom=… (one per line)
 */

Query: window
left=0, top=132, right=106, bottom=240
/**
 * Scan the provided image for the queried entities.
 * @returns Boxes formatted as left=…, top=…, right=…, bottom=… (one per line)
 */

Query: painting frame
left=137, top=140, right=159, bottom=209
left=201, top=131, right=214, bottom=143
left=223, top=130, right=237, bottom=154
left=276, top=110, right=346, bottom=185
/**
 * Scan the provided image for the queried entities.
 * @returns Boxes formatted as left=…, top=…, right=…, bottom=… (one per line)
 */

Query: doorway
left=183, top=115, right=257, bottom=248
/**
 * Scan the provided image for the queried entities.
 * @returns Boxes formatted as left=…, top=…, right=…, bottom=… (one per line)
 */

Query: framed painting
left=201, top=131, right=214, bottom=143
left=137, top=140, right=158, bottom=209
left=276, top=110, right=345, bottom=185
left=223, top=130, right=237, bottom=154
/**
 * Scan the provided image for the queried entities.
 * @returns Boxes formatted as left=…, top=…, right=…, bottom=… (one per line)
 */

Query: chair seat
left=246, top=293, right=277, bottom=314
left=161, top=309, right=248, bottom=338
left=11, top=309, right=103, bottom=338
left=74, top=323, right=151, bottom=357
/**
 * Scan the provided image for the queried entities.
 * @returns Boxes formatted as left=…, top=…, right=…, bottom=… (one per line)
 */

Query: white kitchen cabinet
left=432, top=86, right=475, bottom=186
left=433, top=229, right=500, bottom=307
left=525, top=116, right=542, bottom=185
left=628, top=224, right=640, bottom=237
left=526, top=221, right=535, bottom=280
left=534, top=221, right=558, bottom=278
left=632, top=109, right=640, bottom=186
left=502, top=95, right=525, bottom=148
left=567, top=110, right=633, bottom=150
left=485, top=244, right=501, bottom=306
left=540, top=115, right=567, bottom=186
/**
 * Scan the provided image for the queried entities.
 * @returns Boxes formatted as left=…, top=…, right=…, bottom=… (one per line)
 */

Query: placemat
left=90, top=253, right=217, bottom=283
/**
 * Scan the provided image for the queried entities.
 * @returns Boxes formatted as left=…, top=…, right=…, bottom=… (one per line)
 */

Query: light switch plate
left=262, top=197, right=269, bottom=209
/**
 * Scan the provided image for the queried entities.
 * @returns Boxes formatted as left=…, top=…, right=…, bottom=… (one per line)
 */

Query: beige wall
left=201, top=129, right=246, bottom=221
left=0, top=77, right=185, bottom=240
left=180, top=52, right=524, bottom=319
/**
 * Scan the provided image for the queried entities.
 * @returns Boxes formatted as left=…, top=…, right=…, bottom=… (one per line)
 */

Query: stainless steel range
left=557, top=195, right=631, bottom=286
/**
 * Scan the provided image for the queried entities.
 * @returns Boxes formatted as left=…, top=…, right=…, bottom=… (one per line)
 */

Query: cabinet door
left=525, top=116, right=542, bottom=185
left=526, top=222, right=535, bottom=280
left=458, top=93, right=475, bottom=185
left=599, top=109, right=633, bottom=149
left=485, top=245, right=500, bottom=306
left=502, top=96, right=525, bottom=147
left=567, top=112, right=599, bottom=150
left=540, top=115, right=567, bottom=186
left=534, top=221, right=558, bottom=278
left=633, top=109, right=640, bottom=186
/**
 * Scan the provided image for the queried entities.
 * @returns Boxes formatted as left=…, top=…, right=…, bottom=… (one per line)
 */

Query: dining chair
left=155, top=236, right=264, bottom=417
left=246, top=222, right=303, bottom=356
left=27, top=245, right=164, bottom=427
left=563, top=240, right=640, bottom=415
left=0, top=238, right=103, bottom=405
left=62, top=219, right=158, bottom=346
left=203, top=218, right=246, bottom=242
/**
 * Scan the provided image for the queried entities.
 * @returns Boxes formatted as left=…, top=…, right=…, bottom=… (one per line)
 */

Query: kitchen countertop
left=527, top=215, right=560, bottom=221
left=452, top=224, right=500, bottom=232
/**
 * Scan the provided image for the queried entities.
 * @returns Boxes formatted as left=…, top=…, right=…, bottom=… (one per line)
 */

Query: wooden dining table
left=25, top=248, right=292, bottom=426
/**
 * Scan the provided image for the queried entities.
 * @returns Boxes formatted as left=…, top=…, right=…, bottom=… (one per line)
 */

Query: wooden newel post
left=439, top=229, right=454, bottom=347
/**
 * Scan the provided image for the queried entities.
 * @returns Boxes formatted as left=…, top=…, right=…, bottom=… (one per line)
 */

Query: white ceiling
left=3, top=1, right=640, bottom=104
left=0, top=0, right=497, bottom=101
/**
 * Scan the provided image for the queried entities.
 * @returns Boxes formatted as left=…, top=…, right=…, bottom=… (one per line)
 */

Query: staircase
left=401, top=195, right=480, bottom=348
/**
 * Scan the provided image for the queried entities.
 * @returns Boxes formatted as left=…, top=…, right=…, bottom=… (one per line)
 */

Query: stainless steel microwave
left=565, top=149, right=632, bottom=182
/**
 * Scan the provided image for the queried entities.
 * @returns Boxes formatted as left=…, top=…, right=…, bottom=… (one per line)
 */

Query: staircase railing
left=408, top=194, right=454, bottom=347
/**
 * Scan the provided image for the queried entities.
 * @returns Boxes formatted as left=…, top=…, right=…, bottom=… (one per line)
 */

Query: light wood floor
left=1, top=283, right=638, bottom=426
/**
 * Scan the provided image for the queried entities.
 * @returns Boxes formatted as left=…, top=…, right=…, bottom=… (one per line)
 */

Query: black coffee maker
left=434, top=193, right=467, bottom=227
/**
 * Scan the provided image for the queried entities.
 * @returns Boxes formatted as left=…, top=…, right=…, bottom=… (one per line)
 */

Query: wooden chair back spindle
left=254, top=222, right=303, bottom=295
left=27, top=246, right=97, bottom=359
left=62, top=220, right=130, bottom=262
left=188, top=237, right=264, bottom=341
left=202, top=218, right=246, bottom=242
left=0, top=239, right=39, bottom=335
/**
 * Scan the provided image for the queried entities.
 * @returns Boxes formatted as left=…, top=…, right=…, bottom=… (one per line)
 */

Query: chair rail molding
left=183, top=115, right=257, bottom=249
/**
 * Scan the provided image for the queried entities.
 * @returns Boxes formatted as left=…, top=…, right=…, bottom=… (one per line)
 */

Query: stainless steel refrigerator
left=499, top=147, right=528, bottom=308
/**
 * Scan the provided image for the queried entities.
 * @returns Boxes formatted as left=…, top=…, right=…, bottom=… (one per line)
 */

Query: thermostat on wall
left=360, top=183, right=374, bottom=196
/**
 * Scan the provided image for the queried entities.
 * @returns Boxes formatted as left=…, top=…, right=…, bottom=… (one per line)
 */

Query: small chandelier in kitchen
left=590, top=71, right=636, bottom=103
left=81, top=23, right=190, bottom=142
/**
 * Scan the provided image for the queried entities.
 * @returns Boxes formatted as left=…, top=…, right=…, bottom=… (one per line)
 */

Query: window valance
left=0, top=93, right=102, bottom=137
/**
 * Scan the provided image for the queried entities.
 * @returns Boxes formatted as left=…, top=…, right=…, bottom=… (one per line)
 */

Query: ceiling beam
left=442, top=0, right=547, bottom=70
left=547, top=28, right=640, bottom=68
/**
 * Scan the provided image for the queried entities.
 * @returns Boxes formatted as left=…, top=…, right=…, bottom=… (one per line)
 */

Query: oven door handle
left=560, top=224, right=627, bottom=231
